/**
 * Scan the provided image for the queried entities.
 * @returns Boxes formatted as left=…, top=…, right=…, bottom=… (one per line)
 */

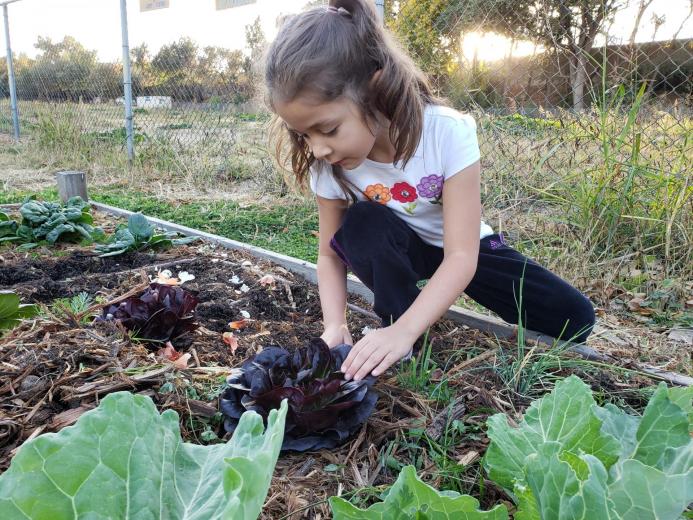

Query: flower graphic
left=364, top=184, right=391, bottom=204
left=416, top=174, right=444, bottom=199
left=391, top=182, right=417, bottom=203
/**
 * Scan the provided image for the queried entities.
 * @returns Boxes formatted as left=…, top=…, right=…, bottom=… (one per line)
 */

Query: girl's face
left=274, top=94, right=381, bottom=170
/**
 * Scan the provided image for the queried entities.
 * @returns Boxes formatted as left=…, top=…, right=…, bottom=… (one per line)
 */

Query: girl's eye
left=324, top=127, right=338, bottom=136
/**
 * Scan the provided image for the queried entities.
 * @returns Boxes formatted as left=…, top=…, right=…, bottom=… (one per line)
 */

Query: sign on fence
left=140, top=0, right=169, bottom=12
left=216, top=0, right=257, bottom=10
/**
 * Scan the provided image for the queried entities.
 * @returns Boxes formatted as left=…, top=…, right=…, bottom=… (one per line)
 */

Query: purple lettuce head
left=220, top=338, right=379, bottom=452
left=100, top=283, right=199, bottom=346
left=416, top=174, right=444, bottom=199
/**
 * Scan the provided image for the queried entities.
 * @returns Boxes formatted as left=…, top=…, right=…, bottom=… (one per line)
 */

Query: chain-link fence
left=1, top=0, right=691, bottom=272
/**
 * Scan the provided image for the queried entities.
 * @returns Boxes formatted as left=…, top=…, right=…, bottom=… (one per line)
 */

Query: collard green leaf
left=128, top=212, right=155, bottom=242
left=631, top=384, right=692, bottom=470
left=483, top=375, right=620, bottom=489
left=0, top=392, right=287, bottom=520
left=608, top=459, right=692, bottom=520
left=500, top=378, right=693, bottom=520
left=329, top=465, right=508, bottom=519
left=0, top=291, right=39, bottom=331
left=517, top=443, right=615, bottom=520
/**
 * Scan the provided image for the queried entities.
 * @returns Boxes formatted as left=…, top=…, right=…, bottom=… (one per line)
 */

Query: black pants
left=330, top=201, right=595, bottom=343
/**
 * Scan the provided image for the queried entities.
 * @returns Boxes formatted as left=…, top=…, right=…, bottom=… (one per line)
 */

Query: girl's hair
left=265, top=0, right=443, bottom=201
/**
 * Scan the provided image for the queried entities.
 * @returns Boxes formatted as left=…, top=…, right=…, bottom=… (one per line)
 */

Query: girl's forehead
left=276, top=95, right=355, bottom=130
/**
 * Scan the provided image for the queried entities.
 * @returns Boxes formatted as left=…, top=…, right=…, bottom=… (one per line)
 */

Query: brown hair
left=265, top=0, right=443, bottom=201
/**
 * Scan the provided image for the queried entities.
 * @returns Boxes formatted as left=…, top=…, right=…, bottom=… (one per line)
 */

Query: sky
left=1, top=0, right=691, bottom=63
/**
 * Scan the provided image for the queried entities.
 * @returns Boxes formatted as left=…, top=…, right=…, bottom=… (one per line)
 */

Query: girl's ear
left=369, top=69, right=383, bottom=88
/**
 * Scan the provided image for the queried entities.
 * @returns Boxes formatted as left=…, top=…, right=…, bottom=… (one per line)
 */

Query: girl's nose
left=311, top=140, right=332, bottom=161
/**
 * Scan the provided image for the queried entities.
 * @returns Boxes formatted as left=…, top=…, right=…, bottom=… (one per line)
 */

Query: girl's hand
left=321, top=323, right=353, bottom=348
left=341, top=325, right=417, bottom=381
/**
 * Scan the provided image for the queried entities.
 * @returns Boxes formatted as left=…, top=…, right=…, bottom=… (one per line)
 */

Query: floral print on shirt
left=362, top=175, right=445, bottom=212
left=364, top=183, right=391, bottom=204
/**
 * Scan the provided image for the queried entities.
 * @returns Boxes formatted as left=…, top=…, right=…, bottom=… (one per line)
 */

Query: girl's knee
left=560, top=292, right=596, bottom=343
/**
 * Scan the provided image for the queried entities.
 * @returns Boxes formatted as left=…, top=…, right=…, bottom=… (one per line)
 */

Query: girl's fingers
left=342, top=338, right=368, bottom=375
left=371, top=353, right=398, bottom=377
left=353, top=348, right=387, bottom=381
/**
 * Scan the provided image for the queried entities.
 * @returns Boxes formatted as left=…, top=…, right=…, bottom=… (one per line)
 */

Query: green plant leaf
left=516, top=443, right=615, bottom=520
left=483, top=375, right=620, bottom=489
left=0, top=392, right=288, bottom=520
left=329, top=465, right=508, bottom=519
left=128, top=212, right=155, bottom=242
left=501, top=379, right=693, bottom=520
left=0, top=291, right=39, bottom=330
left=609, top=459, right=692, bottom=519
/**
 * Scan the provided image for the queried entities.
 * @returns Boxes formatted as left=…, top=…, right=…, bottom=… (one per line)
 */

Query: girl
left=265, top=0, right=595, bottom=382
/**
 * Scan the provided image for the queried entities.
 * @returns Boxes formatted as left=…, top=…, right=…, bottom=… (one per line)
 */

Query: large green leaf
left=608, top=459, right=692, bottom=519
left=483, top=375, right=620, bottom=489
left=501, top=379, right=693, bottom=520
left=128, top=213, right=155, bottom=242
left=329, top=465, right=508, bottom=519
left=0, top=392, right=287, bottom=520
left=520, top=443, right=615, bottom=519
left=0, top=291, right=39, bottom=330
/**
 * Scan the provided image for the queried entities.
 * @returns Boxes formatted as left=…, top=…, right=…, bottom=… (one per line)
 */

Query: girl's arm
left=315, top=195, right=352, bottom=346
left=342, top=161, right=482, bottom=380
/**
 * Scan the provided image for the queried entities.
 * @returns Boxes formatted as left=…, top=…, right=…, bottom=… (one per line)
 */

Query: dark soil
left=0, top=232, right=657, bottom=518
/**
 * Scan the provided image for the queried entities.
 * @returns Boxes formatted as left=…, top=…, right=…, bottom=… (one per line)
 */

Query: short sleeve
left=439, top=114, right=480, bottom=179
left=309, top=163, right=347, bottom=200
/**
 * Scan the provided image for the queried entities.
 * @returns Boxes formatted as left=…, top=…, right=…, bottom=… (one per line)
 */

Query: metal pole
left=3, top=3, right=19, bottom=141
left=374, top=0, right=384, bottom=24
left=119, top=0, right=134, bottom=163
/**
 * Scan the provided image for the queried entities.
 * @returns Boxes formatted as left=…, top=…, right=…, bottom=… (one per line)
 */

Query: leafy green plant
left=51, top=292, right=94, bottom=325
left=329, top=465, right=508, bottom=519
left=484, top=375, right=693, bottom=519
left=95, top=212, right=198, bottom=257
left=4, top=196, right=100, bottom=247
left=0, top=210, right=18, bottom=239
left=397, top=330, right=452, bottom=403
left=0, top=291, right=40, bottom=331
left=0, top=392, right=288, bottom=520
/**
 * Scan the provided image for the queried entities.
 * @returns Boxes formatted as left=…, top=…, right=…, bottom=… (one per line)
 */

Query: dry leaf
left=229, top=319, right=248, bottom=330
left=458, top=451, right=480, bottom=466
left=172, top=353, right=191, bottom=369
left=626, top=297, right=654, bottom=316
left=223, top=332, right=239, bottom=353
left=259, top=274, right=276, bottom=286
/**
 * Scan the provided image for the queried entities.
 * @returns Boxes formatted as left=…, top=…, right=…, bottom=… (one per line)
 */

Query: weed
left=50, top=292, right=94, bottom=325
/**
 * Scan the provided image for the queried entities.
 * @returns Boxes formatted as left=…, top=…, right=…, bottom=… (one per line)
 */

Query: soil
left=0, top=218, right=660, bottom=518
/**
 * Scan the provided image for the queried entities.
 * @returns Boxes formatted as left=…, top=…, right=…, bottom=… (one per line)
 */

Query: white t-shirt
left=309, top=104, right=494, bottom=248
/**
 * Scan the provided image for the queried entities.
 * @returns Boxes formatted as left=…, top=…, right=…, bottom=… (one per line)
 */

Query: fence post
left=374, top=0, right=384, bottom=24
left=2, top=1, right=20, bottom=141
left=56, top=171, right=89, bottom=203
left=119, top=0, right=135, bottom=163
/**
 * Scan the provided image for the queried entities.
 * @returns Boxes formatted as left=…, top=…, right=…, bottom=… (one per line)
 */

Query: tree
left=19, top=36, right=99, bottom=101
left=451, top=0, right=624, bottom=110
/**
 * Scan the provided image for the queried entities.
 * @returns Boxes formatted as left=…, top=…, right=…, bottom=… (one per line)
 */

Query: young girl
left=265, top=0, right=595, bottom=382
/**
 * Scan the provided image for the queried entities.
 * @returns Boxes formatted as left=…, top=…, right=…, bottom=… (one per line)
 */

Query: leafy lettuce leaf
left=221, top=338, right=378, bottom=452
left=0, top=391, right=287, bottom=520
left=100, top=282, right=199, bottom=345
left=329, top=465, right=508, bottom=519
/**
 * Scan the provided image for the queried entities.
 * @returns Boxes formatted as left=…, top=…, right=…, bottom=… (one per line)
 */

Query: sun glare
left=460, top=32, right=544, bottom=64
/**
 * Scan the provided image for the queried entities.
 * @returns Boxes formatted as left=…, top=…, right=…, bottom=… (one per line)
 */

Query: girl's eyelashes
left=324, top=126, right=339, bottom=136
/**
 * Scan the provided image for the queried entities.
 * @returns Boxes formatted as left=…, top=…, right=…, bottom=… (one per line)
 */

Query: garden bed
left=0, top=207, right=668, bottom=517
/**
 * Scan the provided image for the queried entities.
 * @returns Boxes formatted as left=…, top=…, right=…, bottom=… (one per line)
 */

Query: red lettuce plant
left=220, top=338, right=378, bottom=451
left=100, top=283, right=199, bottom=345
